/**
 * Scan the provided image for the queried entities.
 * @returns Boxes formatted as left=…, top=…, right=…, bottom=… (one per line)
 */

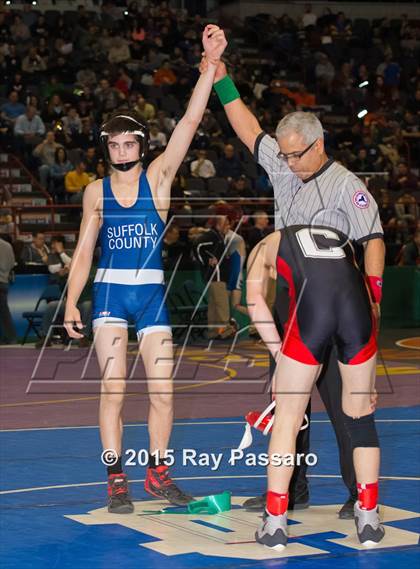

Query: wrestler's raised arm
left=147, top=25, right=227, bottom=211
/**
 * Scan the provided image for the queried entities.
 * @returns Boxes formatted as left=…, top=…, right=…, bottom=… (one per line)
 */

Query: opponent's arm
left=246, top=232, right=282, bottom=359
left=364, top=237, right=384, bottom=407
left=364, top=237, right=385, bottom=305
left=213, top=61, right=262, bottom=154
left=148, top=25, right=227, bottom=193
left=64, top=180, right=101, bottom=338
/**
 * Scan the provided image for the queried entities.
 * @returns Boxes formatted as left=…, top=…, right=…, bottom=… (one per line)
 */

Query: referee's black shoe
left=243, top=492, right=309, bottom=511
left=338, top=495, right=357, bottom=519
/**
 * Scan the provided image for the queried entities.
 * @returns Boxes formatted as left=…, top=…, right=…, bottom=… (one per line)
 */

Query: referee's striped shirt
left=255, top=133, right=383, bottom=243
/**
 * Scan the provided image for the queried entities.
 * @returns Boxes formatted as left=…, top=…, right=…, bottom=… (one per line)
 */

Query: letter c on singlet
left=296, top=228, right=346, bottom=259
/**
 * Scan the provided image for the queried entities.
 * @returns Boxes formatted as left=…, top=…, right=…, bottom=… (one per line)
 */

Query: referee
left=211, top=61, right=384, bottom=519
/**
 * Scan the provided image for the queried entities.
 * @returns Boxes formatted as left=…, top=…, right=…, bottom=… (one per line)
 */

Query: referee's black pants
left=269, top=292, right=357, bottom=502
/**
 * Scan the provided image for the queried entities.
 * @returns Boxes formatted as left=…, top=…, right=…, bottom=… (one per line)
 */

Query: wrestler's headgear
left=100, top=112, right=149, bottom=172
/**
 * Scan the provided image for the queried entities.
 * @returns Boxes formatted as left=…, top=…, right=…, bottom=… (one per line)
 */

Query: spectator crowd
left=0, top=1, right=419, bottom=343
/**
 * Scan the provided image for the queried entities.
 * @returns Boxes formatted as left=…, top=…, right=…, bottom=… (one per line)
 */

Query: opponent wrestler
left=247, top=222, right=384, bottom=547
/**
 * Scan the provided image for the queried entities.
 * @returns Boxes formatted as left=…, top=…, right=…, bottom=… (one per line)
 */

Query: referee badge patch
left=353, top=191, right=370, bottom=209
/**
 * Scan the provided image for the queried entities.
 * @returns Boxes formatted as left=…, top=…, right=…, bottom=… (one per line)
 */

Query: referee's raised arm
left=213, top=61, right=262, bottom=154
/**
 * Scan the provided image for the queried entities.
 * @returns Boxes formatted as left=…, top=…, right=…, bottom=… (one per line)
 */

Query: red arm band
left=367, top=276, right=383, bottom=304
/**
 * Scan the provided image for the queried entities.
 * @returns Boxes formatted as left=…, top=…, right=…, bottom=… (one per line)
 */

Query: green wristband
left=214, top=75, right=240, bottom=106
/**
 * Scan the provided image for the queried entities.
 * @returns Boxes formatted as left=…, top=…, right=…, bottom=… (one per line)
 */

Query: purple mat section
left=1, top=343, right=419, bottom=429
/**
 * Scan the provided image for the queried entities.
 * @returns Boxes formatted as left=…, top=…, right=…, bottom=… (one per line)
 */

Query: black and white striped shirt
left=255, top=133, right=383, bottom=243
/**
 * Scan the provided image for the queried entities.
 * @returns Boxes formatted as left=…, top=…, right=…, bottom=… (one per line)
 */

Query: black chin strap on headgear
left=100, top=114, right=149, bottom=170
left=111, top=159, right=140, bottom=172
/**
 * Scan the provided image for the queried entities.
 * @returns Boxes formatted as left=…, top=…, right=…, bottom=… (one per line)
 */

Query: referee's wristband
left=367, top=276, right=383, bottom=304
left=214, top=75, right=240, bottom=106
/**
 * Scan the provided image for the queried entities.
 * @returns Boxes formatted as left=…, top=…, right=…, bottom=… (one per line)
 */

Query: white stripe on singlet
left=94, top=268, right=165, bottom=285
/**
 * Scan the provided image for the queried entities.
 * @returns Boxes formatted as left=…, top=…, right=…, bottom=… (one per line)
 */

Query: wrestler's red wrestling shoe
left=144, top=465, right=194, bottom=506
left=107, top=473, right=134, bottom=514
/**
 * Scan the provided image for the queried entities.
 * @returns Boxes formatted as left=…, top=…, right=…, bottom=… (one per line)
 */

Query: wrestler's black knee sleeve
left=342, top=412, right=379, bottom=449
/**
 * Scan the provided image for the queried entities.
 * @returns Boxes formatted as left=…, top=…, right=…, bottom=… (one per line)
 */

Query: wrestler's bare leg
left=94, top=325, right=128, bottom=454
left=268, top=354, right=321, bottom=493
left=139, top=331, right=174, bottom=456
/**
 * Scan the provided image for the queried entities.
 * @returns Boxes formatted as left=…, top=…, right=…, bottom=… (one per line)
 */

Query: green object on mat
left=140, top=491, right=232, bottom=515
left=187, top=491, right=231, bottom=514
left=141, top=506, right=188, bottom=515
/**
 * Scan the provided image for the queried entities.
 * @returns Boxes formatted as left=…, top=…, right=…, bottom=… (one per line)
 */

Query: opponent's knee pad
left=342, top=412, right=379, bottom=449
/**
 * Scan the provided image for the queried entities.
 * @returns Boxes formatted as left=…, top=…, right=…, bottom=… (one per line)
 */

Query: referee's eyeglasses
left=277, top=139, right=317, bottom=162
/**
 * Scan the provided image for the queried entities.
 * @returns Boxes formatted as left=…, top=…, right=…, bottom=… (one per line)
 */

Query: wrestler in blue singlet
left=225, top=229, right=245, bottom=292
left=92, top=171, right=171, bottom=337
